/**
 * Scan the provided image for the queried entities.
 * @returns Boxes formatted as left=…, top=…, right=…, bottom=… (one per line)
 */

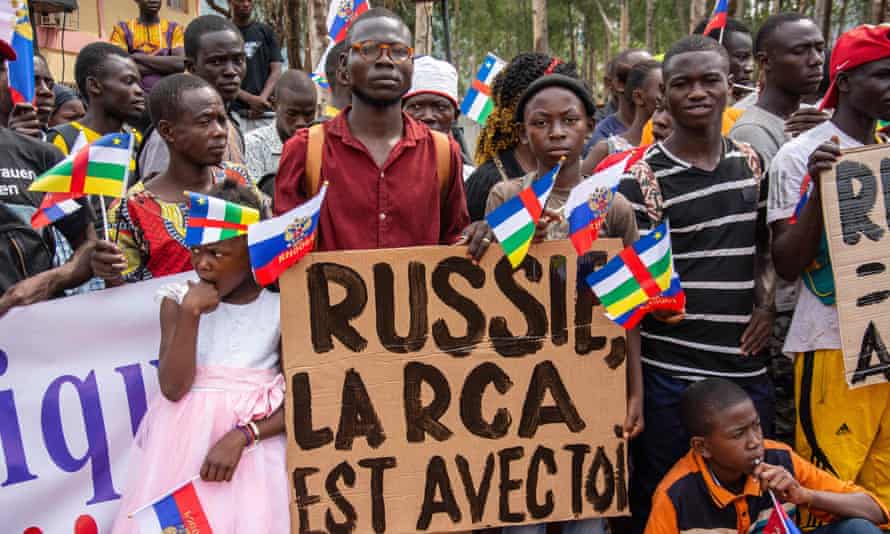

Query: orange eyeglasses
left=350, top=41, right=414, bottom=63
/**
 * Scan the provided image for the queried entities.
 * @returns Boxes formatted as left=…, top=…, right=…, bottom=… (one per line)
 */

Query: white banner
left=0, top=273, right=190, bottom=534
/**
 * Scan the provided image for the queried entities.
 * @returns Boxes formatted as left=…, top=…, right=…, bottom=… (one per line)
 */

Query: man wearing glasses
left=274, top=8, right=493, bottom=257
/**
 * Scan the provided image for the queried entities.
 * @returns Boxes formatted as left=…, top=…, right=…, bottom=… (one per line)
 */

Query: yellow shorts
left=795, top=349, right=890, bottom=519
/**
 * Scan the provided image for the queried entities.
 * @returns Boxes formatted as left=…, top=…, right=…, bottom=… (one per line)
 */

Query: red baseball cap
left=0, top=38, right=16, bottom=62
left=820, top=24, right=890, bottom=110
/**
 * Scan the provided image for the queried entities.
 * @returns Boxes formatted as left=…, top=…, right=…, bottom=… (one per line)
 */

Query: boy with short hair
left=110, top=0, right=185, bottom=93
left=618, top=34, right=776, bottom=533
left=647, top=378, right=888, bottom=534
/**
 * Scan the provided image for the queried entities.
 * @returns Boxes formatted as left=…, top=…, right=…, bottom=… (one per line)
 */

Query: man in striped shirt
left=618, top=35, right=776, bottom=534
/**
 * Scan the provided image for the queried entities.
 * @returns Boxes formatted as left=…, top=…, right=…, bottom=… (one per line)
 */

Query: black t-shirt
left=233, top=21, right=282, bottom=112
left=464, top=149, right=525, bottom=222
left=0, top=127, right=91, bottom=242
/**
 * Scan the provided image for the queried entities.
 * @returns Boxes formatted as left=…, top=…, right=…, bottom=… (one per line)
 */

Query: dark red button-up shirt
left=274, top=110, right=469, bottom=252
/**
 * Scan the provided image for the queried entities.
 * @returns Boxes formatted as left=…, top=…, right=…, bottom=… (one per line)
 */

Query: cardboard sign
left=280, top=240, right=629, bottom=533
left=821, top=144, right=890, bottom=388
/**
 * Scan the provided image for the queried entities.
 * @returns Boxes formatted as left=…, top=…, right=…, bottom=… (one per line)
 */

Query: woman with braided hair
left=464, top=53, right=580, bottom=221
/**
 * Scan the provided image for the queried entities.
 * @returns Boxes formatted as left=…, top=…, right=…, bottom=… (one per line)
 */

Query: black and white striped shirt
left=618, top=138, right=769, bottom=379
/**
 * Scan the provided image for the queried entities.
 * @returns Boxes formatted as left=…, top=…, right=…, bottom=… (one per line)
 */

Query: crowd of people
left=2, top=1, right=890, bottom=533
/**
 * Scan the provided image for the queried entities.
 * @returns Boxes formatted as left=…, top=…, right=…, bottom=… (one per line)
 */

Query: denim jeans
left=502, top=518, right=606, bottom=534
left=812, top=518, right=883, bottom=534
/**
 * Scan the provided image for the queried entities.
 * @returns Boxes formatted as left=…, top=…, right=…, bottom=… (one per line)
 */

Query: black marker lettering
left=519, top=361, right=586, bottom=438
left=526, top=446, right=557, bottom=520
left=374, top=262, right=428, bottom=353
left=335, top=369, right=386, bottom=450
left=490, top=255, right=548, bottom=357
left=358, top=457, right=397, bottom=534
left=416, top=456, right=462, bottom=530
left=308, top=263, right=368, bottom=353
left=291, top=373, right=333, bottom=450
left=325, top=462, right=357, bottom=534
left=460, top=362, right=513, bottom=439
left=431, top=257, right=486, bottom=356
left=404, top=362, right=453, bottom=442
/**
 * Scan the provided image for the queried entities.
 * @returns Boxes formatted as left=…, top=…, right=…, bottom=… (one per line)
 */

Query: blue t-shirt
left=584, top=113, right=628, bottom=156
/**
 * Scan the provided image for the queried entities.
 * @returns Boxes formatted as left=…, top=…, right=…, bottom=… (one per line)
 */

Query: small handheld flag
left=566, top=150, right=643, bottom=255
left=460, top=53, right=507, bottom=125
left=327, top=0, right=369, bottom=43
left=764, top=489, right=803, bottom=534
left=29, top=133, right=134, bottom=198
left=130, top=476, right=214, bottom=534
left=586, top=221, right=685, bottom=329
left=31, top=192, right=83, bottom=229
left=2, top=0, right=35, bottom=103
left=312, top=0, right=370, bottom=93
left=248, top=183, right=327, bottom=286
left=486, top=160, right=562, bottom=269
left=311, top=73, right=330, bottom=90
left=702, top=0, right=729, bottom=41
left=789, top=174, right=811, bottom=225
left=184, top=192, right=260, bottom=247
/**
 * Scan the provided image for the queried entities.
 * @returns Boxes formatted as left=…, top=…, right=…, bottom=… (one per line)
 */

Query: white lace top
left=156, top=281, right=281, bottom=370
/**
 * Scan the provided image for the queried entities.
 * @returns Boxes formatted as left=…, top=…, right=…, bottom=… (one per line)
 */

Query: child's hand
left=753, top=462, right=813, bottom=506
left=183, top=280, right=221, bottom=316
left=200, top=429, right=248, bottom=482
left=623, top=393, right=644, bottom=439
left=533, top=209, right=562, bottom=242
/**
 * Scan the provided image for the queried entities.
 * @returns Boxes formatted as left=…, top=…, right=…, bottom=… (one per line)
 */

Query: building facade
left=34, top=0, right=200, bottom=84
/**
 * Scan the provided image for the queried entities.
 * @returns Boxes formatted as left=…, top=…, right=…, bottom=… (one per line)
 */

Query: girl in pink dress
left=112, top=183, right=288, bottom=534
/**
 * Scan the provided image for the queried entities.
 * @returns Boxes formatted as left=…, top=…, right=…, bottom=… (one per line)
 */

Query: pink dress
left=111, top=283, right=289, bottom=534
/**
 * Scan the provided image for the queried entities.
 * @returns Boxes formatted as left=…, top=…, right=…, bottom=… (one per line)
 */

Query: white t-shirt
left=767, top=120, right=863, bottom=355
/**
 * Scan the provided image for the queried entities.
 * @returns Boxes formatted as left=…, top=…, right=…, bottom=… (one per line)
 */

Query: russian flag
left=30, top=192, right=83, bottom=229
left=248, top=183, right=327, bottom=287
left=130, top=477, right=214, bottom=534
left=566, top=148, right=644, bottom=255
left=789, top=174, right=811, bottom=225
left=327, top=0, right=369, bottom=44
left=703, top=0, right=729, bottom=38
left=6, top=0, right=35, bottom=104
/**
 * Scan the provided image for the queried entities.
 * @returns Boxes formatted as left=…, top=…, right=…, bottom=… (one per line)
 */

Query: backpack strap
left=430, top=130, right=452, bottom=202
left=305, top=123, right=325, bottom=197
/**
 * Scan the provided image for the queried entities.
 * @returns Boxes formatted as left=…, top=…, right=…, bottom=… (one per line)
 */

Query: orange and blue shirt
left=646, top=440, right=889, bottom=534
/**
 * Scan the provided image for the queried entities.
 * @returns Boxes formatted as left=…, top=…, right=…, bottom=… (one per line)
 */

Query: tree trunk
left=674, top=0, right=689, bottom=36
left=304, top=0, right=330, bottom=71
left=872, top=0, right=887, bottom=22
left=532, top=0, right=549, bottom=53
left=620, top=0, right=630, bottom=49
left=287, top=0, right=303, bottom=69
left=734, top=0, right=745, bottom=17
left=814, top=0, right=831, bottom=38
left=414, top=1, right=434, bottom=55
left=837, top=0, right=849, bottom=37
left=690, top=0, right=707, bottom=33
left=593, top=0, right=613, bottom=53
left=645, top=0, right=656, bottom=51
left=568, top=4, right=577, bottom=65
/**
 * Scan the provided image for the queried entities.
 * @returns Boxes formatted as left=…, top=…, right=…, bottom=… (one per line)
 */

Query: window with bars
left=167, top=0, right=188, bottom=12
